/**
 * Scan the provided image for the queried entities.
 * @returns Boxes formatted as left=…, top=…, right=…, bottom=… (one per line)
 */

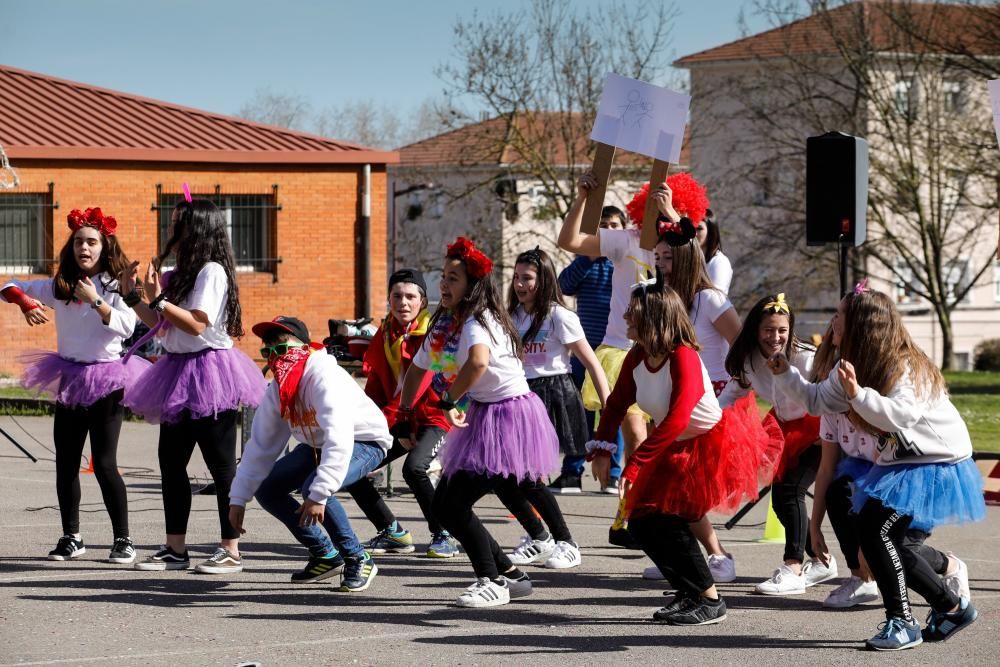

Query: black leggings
left=495, top=479, right=573, bottom=543
left=432, top=471, right=517, bottom=580
left=857, top=498, right=958, bottom=621
left=158, top=409, right=240, bottom=540
left=629, top=513, right=714, bottom=598
left=348, top=427, right=447, bottom=534
left=771, top=445, right=820, bottom=563
left=53, top=390, right=129, bottom=538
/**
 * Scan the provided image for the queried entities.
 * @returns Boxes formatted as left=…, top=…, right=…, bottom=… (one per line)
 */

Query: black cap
left=251, top=316, right=310, bottom=343
left=388, top=267, right=426, bottom=294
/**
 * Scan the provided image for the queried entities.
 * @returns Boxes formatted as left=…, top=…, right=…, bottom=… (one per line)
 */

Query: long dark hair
left=628, top=272, right=699, bottom=358
left=725, top=294, right=810, bottom=389
left=430, top=257, right=523, bottom=358
left=53, top=228, right=131, bottom=301
left=159, top=199, right=244, bottom=338
left=702, top=209, right=722, bottom=260
left=507, top=247, right=565, bottom=345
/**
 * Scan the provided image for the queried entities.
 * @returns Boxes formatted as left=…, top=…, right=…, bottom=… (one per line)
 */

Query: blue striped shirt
left=558, top=255, right=613, bottom=350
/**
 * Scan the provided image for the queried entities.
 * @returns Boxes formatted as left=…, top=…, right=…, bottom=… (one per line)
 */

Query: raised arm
left=558, top=172, right=602, bottom=257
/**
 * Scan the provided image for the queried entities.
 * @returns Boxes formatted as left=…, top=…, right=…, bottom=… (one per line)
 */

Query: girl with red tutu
left=769, top=286, right=984, bottom=650
left=719, top=293, right=838, bottom=595
left=122, top=197, right=266, bottom=575
left=1, top=207, right=149, bottom=563
left=397, top=237, right=560, bottom=608
left=587, top=272, right=782, bottom=626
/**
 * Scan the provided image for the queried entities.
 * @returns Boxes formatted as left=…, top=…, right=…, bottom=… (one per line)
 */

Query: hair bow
left=853, top=278, right=869, bottom=295
left=764, top=293, right=790, bottom=314
left=67, top=207, right=117, bottom=236
left=446, top=236, right=494, bottom=279
left=182, top=182, right=192, bottom=203
left=630, top=269, right=664, bottom=295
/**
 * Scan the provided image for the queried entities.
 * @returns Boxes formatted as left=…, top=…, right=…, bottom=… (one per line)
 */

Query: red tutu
left=626, top=393, right=784, bottom=520
left=772, top=411, right=820, bottom=482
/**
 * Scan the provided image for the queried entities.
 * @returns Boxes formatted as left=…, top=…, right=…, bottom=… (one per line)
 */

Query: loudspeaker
left=806, top=132, right=868, bottom=247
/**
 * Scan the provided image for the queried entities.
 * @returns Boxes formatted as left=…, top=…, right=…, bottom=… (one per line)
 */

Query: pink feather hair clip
left=182, top=182, right=192, bottom=203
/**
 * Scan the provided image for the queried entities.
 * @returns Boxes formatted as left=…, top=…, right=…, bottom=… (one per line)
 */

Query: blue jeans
left=254, top=441, right=385, bottom=558
left=565, top=359, right=623, bottom=480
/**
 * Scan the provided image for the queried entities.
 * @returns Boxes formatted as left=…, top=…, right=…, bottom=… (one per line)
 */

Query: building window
left=942, top=80, right=964, bottom=113
left=894, top=260, right=920, bottom=305
left=495, top=177, right=519, bottom=222
left=0, top=189, right=53, bottom=274
left=894, top=78, right=917, bottom=119
left=944, top=257, right=971, bottom=305
left=155, top=186, right=279, bottom=273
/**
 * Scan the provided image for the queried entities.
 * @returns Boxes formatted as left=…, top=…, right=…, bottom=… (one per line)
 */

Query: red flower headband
left=67, top=207, right=117, bottom=236
left=625, top=172, right=710, bottom=229
left=446, top=236, right=493, bottom=279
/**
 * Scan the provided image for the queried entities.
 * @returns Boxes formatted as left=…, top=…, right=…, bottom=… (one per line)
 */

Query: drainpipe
left=360, top=164, right=371, bottom=318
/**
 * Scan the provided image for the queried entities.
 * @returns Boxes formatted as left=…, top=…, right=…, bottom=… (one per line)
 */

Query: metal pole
left=360, top=164, right=371, bottom=319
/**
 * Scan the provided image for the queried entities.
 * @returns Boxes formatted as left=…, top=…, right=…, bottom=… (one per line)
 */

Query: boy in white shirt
left=229, top=316, right=392, bottom=592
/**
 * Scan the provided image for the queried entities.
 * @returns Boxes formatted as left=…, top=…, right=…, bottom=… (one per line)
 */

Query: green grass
left=0, top=386, right=36, bottom=399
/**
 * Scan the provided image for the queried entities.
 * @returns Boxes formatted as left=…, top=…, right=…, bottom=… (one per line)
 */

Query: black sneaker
left=653, top=591, right=694, bottom=622
left=108, top=537, right=136, bottom=564
left=291, top=554, right=346, bottom=583
left=48, top=535, right=86, bottom=561
left=664, top=596, right=728, bottom=626
left=339, top=552, right=378, bottom=592
left=134, top=546, right=190, bottom=571
left=548, top=474, right=583, bottom=495
left=923, top=598, right=978, bottom=642
left=609, top=526, right=641, bottom=549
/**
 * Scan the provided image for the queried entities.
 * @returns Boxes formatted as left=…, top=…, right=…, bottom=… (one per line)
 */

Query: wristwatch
left=90, top=298, right=104, bottom=310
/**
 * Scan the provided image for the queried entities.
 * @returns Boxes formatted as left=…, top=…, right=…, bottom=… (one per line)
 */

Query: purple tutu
left=439, top=392, right=559, bottom=482
left=20, top=351, right=151, bottom=408
left=123, top=347, right=266, bottom=424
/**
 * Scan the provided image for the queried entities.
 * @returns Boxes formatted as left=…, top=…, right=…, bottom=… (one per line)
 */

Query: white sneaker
left=499, top=572, right=533, bottom=598
left=943, top=553, right=971, bottom=600
left=802, top=556, right=838, bottom=587
left=823, top=576, right=880, bottom=608
left=544, top=541, right=582, bottom=569
left=457, top=577, right=510, bottom=607
left=707, top=553, right=736, bottom=583
left=642, top=565, right=664, bottom=580
left=508, top=535, right=556, bottom=566
left=755, top=564, right=806, bottom=595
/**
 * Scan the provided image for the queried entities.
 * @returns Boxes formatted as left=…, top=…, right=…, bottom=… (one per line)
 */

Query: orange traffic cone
left=80, top=455, right=94, bottom=474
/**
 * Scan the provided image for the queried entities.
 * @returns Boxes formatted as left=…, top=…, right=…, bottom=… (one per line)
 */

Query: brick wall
left=0, top=160, right=388, bottom=374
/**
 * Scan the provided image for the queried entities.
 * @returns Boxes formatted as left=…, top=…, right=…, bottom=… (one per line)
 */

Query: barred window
left=0, top=187, right=54, bottom=274
left=155, top=186, right=279, bottom=273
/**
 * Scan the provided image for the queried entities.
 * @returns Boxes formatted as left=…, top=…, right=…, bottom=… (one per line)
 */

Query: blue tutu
left=835, top=455, right=873, bottom=482
left=851, top=458, right=985, bottom=530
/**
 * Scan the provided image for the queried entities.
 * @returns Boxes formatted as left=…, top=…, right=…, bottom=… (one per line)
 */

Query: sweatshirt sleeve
left=848, top=374, right=922, bottom=433
left=305, top=361, right=358, bottom=502
left=102, top=288, right=137, bottom=339
left=716, top=376, right=749, bottom=409
left=558, top=256, right=593, bottom=296
left=2, top=278, right=57, bottom=308
left=773, top=362, right=851, bottom=416
left=229, top=383, right=291, bottom=506
left=592, top=347, right=642, bottom=445
left=622, top=345, right=705, bottom=483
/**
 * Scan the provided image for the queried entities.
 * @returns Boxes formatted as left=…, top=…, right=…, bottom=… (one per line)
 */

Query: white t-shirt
left=413, top=313, right=529, bottom=403
left=690, top=289, right=733, bottom=383
left=633, top=352, right=722, bottom=438
left=706, top=252, right=733, bottom=295
left=162, top=262, right=234, bottom=353
left=2, top=274, right=136, bottom=362
left=513, top=304, right=585, bottom=379
left=820, top=413, right=879, bottom=463
left=718, top=346, right=814, bottom=421
left=598, top=228, right=655, bottom=350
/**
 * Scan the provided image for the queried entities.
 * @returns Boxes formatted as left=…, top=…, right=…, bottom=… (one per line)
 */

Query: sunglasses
left=260, top=342, right=305, bottom=359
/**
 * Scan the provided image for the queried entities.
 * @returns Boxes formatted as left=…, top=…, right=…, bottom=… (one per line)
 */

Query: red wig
left=625, top=172, right=710, bottom=229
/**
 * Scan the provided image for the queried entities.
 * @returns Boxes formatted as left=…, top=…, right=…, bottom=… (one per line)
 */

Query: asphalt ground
left=0, top=414, right=997, bottom=666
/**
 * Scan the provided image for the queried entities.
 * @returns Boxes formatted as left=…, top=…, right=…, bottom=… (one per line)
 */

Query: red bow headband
left=446, top=236, right=493, bottom=279
left=625, top=172, right=710, bottom=229
left=67, top=208, right=117, bottom=236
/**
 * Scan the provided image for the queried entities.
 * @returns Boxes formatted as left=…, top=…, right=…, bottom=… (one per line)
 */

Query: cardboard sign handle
left=640, top=160, right=671, bottom=250
left=581, top=143, right=616, bottom=235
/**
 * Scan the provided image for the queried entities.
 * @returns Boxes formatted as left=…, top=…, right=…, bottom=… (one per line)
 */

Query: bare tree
left=314, top=98, right=455, bottom=149
left=697, top=0, right=999, bottom=369
left=237, top=88, right=312, bottom=130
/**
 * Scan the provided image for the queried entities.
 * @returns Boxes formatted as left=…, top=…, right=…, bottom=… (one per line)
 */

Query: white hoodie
left=230, top=349, right=391, bottom=506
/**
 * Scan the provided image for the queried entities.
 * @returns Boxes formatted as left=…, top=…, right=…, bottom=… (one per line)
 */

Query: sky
left=2, top=0, right=790, bottom=128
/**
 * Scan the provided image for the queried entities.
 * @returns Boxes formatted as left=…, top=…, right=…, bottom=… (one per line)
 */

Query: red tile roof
left=398, top=112, right=689, bottom=168
left=675, top=1, right=999, bottom=66
left=0, top=64, right=397, bottom=164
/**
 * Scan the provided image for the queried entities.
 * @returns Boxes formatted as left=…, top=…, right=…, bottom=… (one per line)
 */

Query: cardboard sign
left=989, top=79, right=1000, bottom=149
left=590, top=73, right=690, bottom=163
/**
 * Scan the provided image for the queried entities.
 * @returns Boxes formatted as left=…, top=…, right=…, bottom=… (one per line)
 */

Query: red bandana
left=270, top=342, right=325, bottom=419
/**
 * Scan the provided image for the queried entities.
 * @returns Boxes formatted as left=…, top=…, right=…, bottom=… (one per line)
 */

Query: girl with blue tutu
left=503, top=246, right=610, bottom=570
left=122, top=198, right=266, bottom=575
left=2, top=207, right=149, bottom=564
left=396, top=237, right=560, bottom=608
left=769, top=286, right=984, bottom=651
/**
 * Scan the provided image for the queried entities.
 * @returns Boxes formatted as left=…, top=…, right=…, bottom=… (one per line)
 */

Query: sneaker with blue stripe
left=923, top=597, right=977, bottom=643
left=426, top=532, right=460, bottom=558
left=865, top=617, right=923, bottom=651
